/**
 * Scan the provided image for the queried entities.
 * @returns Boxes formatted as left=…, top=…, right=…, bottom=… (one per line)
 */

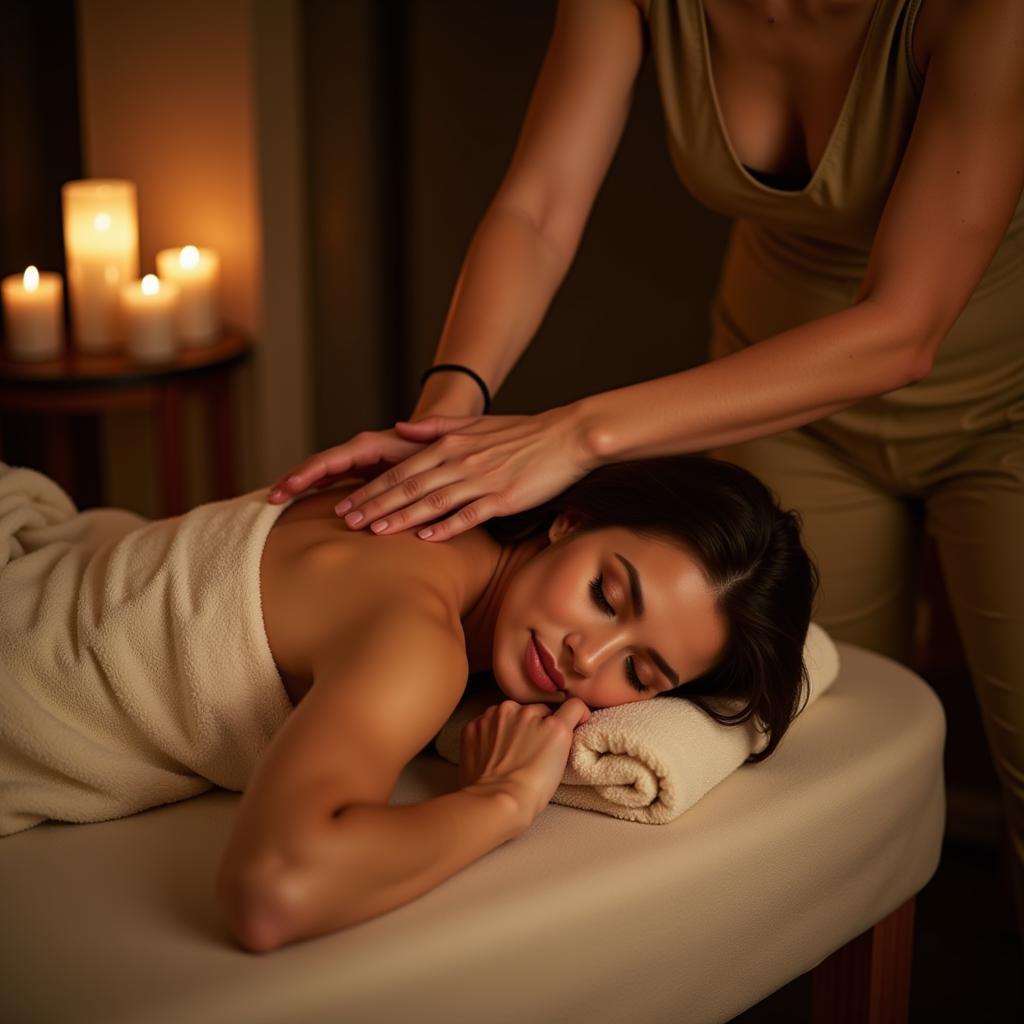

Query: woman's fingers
left=414, top=497, right=503, bottom=541
left=333, top=442, right=465, bottom=520
left=310, top=471, right=368, bottom=492
left=269, top=457, right=335, bottom=501
left=268, top=432, right=429, bottom=503
left=337, top=419, right=518, bottom=524
left=337, top=406, right=592, bottom=540
left=554, top=696, right=592, bottom=727
left=393, top=415, right=477, bottom=442
left=343, top=463, right=498, bottom=535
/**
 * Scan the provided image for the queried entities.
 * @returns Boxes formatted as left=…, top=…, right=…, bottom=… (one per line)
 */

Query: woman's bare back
left=260, top=482, right=465, bottom=708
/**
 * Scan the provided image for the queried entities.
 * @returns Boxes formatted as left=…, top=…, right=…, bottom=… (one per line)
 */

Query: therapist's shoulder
left=912, top=0, right=1024, bottom=79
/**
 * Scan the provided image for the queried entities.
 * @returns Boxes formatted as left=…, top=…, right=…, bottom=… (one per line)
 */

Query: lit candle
left=1, top=266, right=64, bottom=362
left=62, top=179, right=139, bottom=353
left=155, top=244, right=221, bottom=344
left=120, top=274, right=180, bottom=364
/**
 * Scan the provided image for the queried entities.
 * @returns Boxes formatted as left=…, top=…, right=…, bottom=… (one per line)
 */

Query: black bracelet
left=419, top=363, right=492, bottom=414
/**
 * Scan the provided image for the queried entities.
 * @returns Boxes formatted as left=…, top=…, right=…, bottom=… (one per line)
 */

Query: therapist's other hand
left=267, top=429, right=430, bottom=504
left=334, top=404, right=596, bottom=541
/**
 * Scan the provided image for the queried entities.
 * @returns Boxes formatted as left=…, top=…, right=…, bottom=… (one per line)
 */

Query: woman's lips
left=526, top=632, right=561, bottom=693
left=534, top=635, right=564, bottom=688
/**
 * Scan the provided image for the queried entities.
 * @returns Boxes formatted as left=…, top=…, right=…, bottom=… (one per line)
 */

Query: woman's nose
left=566, top=627, right=628, bottom=677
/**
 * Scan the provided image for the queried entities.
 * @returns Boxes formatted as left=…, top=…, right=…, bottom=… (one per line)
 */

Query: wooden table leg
left=810, top=896, right=916, bottom=1024
left=156, top=383, right=186, bottom=516
left=204, top=371, right=235, bottom=500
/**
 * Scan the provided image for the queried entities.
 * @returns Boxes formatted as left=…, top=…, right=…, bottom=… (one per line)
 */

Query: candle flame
left=180, top=245, right=200, bottom=269
left=23, top=266, right=40, bottom=292
left=94, top=212, right=112, bottom=232
left=142, top=274, right=160, bottom=296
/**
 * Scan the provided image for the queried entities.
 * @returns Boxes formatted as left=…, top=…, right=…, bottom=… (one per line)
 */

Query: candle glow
left=62, top=179, right=139, bottom=352
left=120, top=275, right=180, bottom=364
left=155, top=245, right=221, bottom=345
left=2, top=266, right=64, bottom=361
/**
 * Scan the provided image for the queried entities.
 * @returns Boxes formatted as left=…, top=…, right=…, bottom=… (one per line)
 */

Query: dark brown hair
left=483, top=455, right=819, bottom=763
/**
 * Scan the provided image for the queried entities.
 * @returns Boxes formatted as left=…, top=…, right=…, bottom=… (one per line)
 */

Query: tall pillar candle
left=120, top=274, right=180, bottom=364
left=1, top=266, right=64, bottom=361
left=62, top=179, right=139, bottom=353
left=155, top=245, right=221, bottom=344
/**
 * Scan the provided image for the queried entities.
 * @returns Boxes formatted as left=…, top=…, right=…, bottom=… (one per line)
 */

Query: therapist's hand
left=267, top=428, right=430, bottom=504
left=334, top=403, right=597, bottom=542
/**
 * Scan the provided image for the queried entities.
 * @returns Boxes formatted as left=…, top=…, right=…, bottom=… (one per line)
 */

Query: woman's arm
left=413, top=0, right=647, bottom=419
left=233, top=786, right=523, bottom=954
left=217, top=600, right=524, bottom=953
left=266, top=0, right=646, bottom=501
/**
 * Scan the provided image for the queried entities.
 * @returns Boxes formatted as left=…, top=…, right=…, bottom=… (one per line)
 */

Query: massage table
left=0, top=642, right=945, bottom=1023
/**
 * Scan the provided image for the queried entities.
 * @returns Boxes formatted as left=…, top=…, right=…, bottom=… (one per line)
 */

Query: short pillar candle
left=120, top=274, right=180, bottom=364
left=155, top=245, right=220, bottom=345
left=62, top=179, right=139, bottom=353
left=1, top=266, right=64, bottom=362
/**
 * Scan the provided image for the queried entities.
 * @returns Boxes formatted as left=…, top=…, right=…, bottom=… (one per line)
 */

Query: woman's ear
left=547, top=511, right=587, bottom=545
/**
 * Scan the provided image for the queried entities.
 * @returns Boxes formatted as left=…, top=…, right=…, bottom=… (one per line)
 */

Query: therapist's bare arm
left=414, top=0, right=647, bottom=419
left=574, top=0, right=1024, bottom=464
left=266, top=0, right=646, bottom=502
left=277, top=0, right=1023, bottom=541
left=269, top=0, right=645, bottom=517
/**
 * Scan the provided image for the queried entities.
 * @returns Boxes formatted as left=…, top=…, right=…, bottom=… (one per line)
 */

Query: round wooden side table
left=0, top=332, right=250, bottom=517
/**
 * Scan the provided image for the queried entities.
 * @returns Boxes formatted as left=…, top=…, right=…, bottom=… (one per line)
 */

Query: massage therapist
left=268, top=1, right=1024, bottom=949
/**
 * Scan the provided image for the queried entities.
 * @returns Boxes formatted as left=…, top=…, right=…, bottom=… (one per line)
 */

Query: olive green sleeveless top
left=638, top=0, right=1024, bottom=440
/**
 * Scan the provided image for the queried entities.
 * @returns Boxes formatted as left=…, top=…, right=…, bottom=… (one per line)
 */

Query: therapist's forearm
left=575, top=299, right=928, bottom=463
left=412, top=202, right=573, bottom=419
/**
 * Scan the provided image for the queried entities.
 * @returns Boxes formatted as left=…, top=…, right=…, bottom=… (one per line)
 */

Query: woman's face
left=491, top=514, right=729, bottom=709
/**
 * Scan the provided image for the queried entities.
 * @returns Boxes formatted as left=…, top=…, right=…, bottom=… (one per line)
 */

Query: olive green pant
left=711, top=418, right=1024, bottom=944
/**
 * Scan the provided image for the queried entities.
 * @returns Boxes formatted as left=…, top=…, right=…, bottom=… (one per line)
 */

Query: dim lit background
left=0, top=1, right=1018, bottom=1012
left=0, top=0, right=727, bottom=514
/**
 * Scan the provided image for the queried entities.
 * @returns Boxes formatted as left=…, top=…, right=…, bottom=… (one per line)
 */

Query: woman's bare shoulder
left=912, top=0, right=960, bottom=79
left=261, top=485, right=465, bottom=685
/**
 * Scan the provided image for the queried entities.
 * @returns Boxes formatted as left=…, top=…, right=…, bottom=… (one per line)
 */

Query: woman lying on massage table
left=0, top=455, right=815, bottom=954
left=230, top=454, right=815, bottom=952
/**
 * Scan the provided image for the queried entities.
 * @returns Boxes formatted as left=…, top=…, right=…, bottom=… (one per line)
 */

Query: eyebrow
left=613, top=552, right=681, bottom=689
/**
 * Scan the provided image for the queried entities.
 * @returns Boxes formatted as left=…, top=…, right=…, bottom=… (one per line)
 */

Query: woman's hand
left=267, top=428, right=431, bottom=504
left=458, top=698, right=592, bottom=830
left=331, top=403, right=598, bottom=541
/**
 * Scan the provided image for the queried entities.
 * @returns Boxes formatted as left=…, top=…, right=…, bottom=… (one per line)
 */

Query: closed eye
left=589, top=574, right=615, bottom=618
left=588, top=574, right=648, bottom=694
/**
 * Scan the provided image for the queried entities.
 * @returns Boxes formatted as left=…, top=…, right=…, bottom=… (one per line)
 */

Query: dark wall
left=0, top=1, right=82, bottom=329
left=302, top=0, right=406, bottom=446
left=0, top=1, right=84, bottom=484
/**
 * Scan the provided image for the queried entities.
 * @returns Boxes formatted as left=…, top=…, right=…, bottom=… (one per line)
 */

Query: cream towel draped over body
left=0, top=464, right=294, bottom=837
left=1, top=463, right=839, bottom=836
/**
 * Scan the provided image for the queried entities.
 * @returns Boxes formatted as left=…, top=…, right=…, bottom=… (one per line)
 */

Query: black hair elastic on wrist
left=419, top=363, right=492, bottom=414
